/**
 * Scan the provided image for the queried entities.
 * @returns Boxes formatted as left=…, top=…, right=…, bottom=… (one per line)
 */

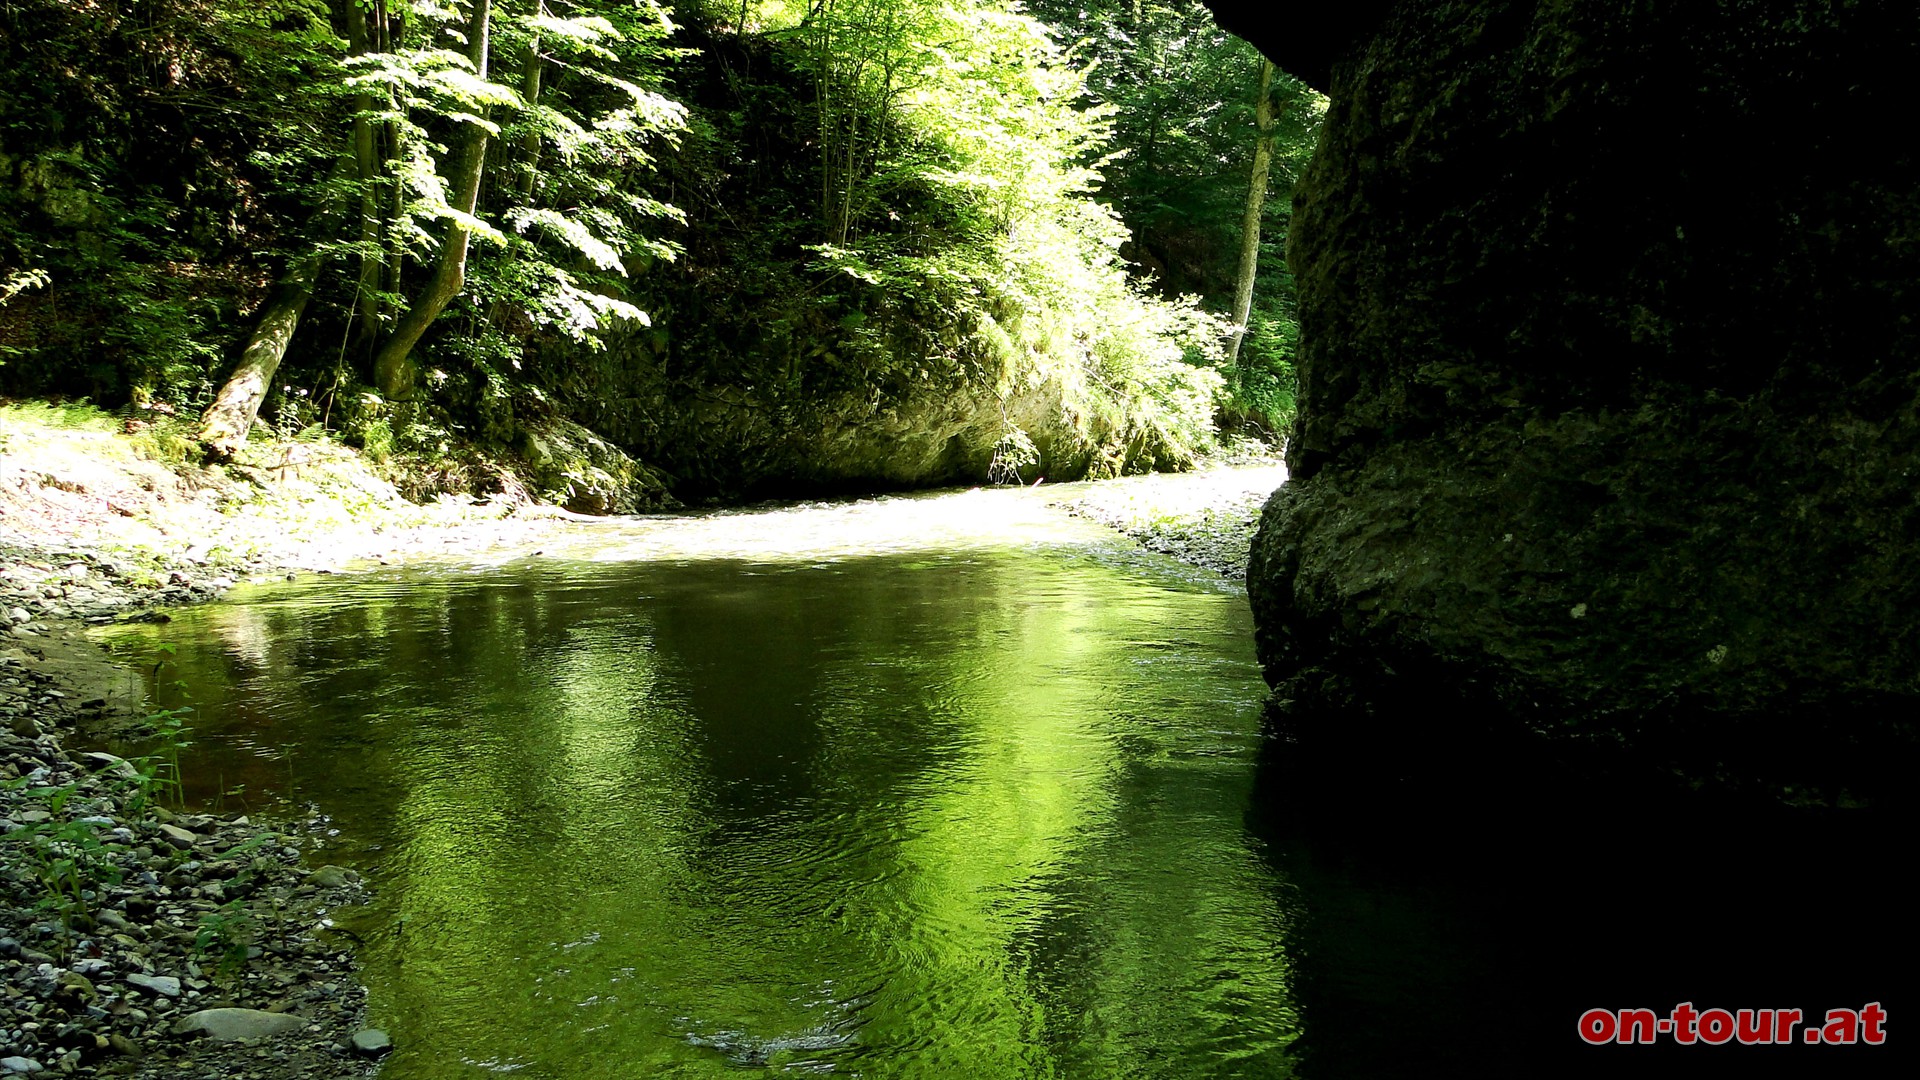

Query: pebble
left=0, top=1057, right=42, bottom=1074
left=307, top=865, right=357, bottom=889
left=126, top=972, right=181, bottom=998
left=156, top=822, right=199, bottom=847
left=83, top=750, right=139, bottom=779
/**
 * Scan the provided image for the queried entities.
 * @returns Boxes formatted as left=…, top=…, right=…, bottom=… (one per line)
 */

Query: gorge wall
left=1214, top=0, right=1920, bottom=801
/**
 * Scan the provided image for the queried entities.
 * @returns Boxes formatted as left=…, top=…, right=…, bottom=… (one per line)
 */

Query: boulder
left=1226, top=0, right=1920, bottom=801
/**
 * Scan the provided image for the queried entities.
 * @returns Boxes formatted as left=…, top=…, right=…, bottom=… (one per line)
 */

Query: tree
left=369, top=0, right=499, bottom=398
left=1023, top=0, right=1324, bottom=434
left=198, top=256, right=323, bottom=456
left=1225, top=59, right=1276, bottom=366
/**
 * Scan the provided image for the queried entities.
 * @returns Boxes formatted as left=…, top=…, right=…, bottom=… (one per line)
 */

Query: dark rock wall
left=1228, top=0, right=1920, bottom=800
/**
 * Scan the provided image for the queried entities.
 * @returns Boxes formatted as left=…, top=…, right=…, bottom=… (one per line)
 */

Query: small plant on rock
left=988, top=427, right=1040, bottom=485
left=125, top=704, right=194, bottom=809
left=2, top=780, right=127, bottom=931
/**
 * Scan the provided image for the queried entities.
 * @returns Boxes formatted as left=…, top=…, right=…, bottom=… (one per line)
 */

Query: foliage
left=339, top=0, right=689, bottom=352
left=751, top=0, right=1232, bottom=474
left=1, top=0, right=1308, bottom=496
left=126, top=705, right=196, bottom=812
left=0, top=0, right=340, bottom=401
left=1024, top=0, right=1324, bottom=436
left=195, top=899, right=262, bottom=981
left=1, top=779, right=126, bottom=930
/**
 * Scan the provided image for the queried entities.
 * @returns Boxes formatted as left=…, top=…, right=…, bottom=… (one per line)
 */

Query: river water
left=97, top=484, right=1305, bottom=1078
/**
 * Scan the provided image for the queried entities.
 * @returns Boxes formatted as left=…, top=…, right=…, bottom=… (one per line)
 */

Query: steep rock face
left=531, top=328, right=1201, bottom=500
left=1227, top=0, right=1920, bottom=799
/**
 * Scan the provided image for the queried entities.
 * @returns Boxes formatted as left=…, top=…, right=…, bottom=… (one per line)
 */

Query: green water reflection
left=102, top=537, right=1298, bottom=1077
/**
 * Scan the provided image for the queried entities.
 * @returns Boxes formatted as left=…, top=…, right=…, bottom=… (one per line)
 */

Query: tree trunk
left=1226, top=60, right=1278, bottom=367
left=197, top=255, right=322, bottom=459
left=345, top=0, right=384, bottom=342
left=519, top=31, right=543, bottom=198
left=378, top=1, right=405, bottom=325
left=369, top=0, right=492, bottom=399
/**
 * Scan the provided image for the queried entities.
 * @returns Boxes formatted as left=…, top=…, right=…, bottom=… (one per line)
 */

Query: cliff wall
left=1220, top=0, right=1920, bottom=800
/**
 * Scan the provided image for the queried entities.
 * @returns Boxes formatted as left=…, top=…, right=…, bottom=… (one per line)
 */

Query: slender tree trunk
left=197, top=255, right=322, bottom=459
left=345, top=0, right=384, bottom=342
left=837, top=90, right=857, bottom=245
left=518, top=29, right=543, bottom=199
left=486, top=30, right=542, bottom=330
left=378, top=1, right=405, bottom=330
left=1227, top=60, right=1278, bottom=367
left=370, top=0, right=493, bottom=399
left=815, top=5, right=836, bottom=234
left=198, top=151, right=354, bottom=456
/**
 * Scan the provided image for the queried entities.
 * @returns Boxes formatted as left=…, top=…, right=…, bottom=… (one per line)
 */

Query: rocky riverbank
left=1057, top=462, right=1287, bottom=580
left=0, top=407, right=585, bottom=1077
left=0, top=555, right=398, bottom=1077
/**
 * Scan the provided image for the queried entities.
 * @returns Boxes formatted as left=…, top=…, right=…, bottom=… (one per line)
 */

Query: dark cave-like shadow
left=1246, top=714, right=1917, bottom=1079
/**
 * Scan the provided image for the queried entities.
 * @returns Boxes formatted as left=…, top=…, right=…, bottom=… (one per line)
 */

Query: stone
left=306, top=865, right=356, bottom=889
left=1232, top=0, right=1920, bottom=802
left=81, top=752, right=138, bottom=780
left=349, top=1029, right=392, bottom=1057
left=54, top=972, right=96, bottom=1002
left=125, top=973, right=181, bottom=998
left=0, top=1057, right=42, bottom=1074
left=172, top=1008, right=309, bottom=1042
left=5, top=607, right=29, bottom=624
left=156, top=823, right=198, bottom=848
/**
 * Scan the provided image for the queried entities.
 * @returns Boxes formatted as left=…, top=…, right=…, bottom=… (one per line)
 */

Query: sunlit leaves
left=340, top=49, right=524, bottom=115
left=503, top=208, right=624, bottom=272
left=522, top=13, right=621, bottom=61
left=781, top=0, right=1231, bottom=467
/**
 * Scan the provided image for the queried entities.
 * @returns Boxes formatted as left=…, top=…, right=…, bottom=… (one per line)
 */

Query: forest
left=1, top=0, right=1321, bottom=506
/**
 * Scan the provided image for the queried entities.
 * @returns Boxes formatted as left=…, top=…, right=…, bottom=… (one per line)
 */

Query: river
left=97, top=483, right=1303, bottom=1078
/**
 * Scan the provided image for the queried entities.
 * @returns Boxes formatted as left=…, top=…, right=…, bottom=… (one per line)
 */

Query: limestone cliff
left=1220, top=0, right=1920, bottom=801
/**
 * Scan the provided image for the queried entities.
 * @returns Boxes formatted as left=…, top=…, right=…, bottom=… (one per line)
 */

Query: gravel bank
left=1055, top=462, right=1287, bottom=580
left=1, top=556, right=393, bottom=1077
left=0, top=413, right=547, bottom=1078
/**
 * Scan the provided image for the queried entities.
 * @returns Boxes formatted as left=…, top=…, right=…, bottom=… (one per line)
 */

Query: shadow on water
left=1247, top=709, right=1918, bottom=1079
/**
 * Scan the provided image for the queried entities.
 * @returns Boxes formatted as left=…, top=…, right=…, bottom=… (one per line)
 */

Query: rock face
left=1224, top=1, right=1920, bottom=799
